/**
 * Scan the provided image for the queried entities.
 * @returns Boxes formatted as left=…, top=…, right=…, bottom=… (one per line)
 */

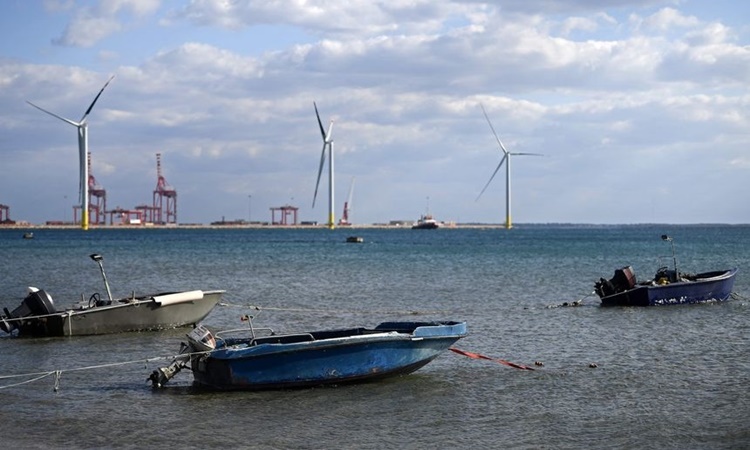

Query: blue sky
left=1, top=0, right=749, bottom=225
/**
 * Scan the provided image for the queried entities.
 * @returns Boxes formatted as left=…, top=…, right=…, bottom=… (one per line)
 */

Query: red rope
left=450, top=347, right=535, bottom=370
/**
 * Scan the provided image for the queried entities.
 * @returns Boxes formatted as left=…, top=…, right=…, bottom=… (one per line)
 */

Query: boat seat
left=250, top=333, right=315, bottom=346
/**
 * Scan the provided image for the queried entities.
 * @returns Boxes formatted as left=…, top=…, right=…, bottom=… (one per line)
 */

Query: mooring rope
left=545, top=290, right=596, bottom=309
left=450, top=347, right=536, bottom=370
left=0, top=371, right=58, bottom=390
left=0, top=351, right=194, bottom=391
left=217, top=301, right=452, bottom=316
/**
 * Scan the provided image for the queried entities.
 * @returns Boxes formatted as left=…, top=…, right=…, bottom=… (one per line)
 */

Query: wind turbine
left=27, top=75, right=115, bottom=231
left=339, top=177, right=355, bottom=226
left=476, top=103, right=542, bottom=229
left=312, top=101, right=335, bottom=229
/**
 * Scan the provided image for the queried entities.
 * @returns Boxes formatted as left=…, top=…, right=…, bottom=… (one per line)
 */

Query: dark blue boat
left=595, top=266, right=737, bottom=306
left=150, top=320, right=467, bottom=390
left=594, top=235, right=738, bottom=307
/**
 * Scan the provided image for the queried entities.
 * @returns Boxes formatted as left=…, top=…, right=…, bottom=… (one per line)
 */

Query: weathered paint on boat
left=1, top=289, right=224, bottom=336
left=153, top=321, right=467, bottom=390
left=599, top=269, right=737, bottom=307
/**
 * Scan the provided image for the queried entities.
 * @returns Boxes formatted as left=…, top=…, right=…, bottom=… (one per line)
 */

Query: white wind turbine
left=27, top=75, right=115, bottom=231
left=476, top=103, right=543, bottom=229
left=312, top=101, right=335, bottom=229
left=339, top=177, right=355, bottom=226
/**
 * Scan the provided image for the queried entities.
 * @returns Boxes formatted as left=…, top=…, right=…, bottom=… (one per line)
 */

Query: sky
left=0, top=0, right=749, bottom=226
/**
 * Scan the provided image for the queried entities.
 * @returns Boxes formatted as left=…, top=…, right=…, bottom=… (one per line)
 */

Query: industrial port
left=2, top=152, right=180, bottom=228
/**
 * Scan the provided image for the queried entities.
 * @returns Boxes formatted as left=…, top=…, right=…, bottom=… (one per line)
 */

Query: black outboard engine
left=595, top=266, right=637, bottom=298
left=0, top=289, right=56, bottom=334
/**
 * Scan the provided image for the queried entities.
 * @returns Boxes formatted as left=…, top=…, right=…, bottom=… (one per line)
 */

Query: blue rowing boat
left=150, top=320, right=467, bottom=390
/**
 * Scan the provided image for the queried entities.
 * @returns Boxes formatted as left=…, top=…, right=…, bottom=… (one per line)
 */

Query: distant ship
left=412, top=214, right=440, bottom=229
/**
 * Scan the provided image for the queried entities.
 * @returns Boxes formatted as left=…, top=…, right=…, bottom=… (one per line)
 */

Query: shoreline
left=2, top=222, right=747, bottom=230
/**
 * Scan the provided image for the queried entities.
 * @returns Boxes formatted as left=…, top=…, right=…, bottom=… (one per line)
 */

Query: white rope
left=0, top=371, right=56, bottom=390
left=0, top=351, right=197, bottom=391
left=0, top=310, right=63, bottom=324
left=217, top=301, right=451, bottom=316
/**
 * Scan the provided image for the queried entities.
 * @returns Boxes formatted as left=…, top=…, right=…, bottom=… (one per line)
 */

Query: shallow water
left=1, top=225, right=749, bottom=449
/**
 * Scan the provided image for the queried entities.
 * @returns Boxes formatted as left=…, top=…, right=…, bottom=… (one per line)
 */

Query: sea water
left=0, top=225, right=748, bottom=449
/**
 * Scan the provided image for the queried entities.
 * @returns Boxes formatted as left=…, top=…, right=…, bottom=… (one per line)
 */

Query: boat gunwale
left=208, top=321, right=468, bottom=359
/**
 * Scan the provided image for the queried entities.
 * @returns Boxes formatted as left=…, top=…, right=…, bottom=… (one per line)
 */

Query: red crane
left=88, top=152, right=107, bottom=225
left=74, top=153, right=107, bottom=225
left=0, top=204, right=10, bottom=223
left=153, top=153, right=177, bottom=224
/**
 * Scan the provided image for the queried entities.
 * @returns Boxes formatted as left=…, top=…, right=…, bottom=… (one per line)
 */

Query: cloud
left=3, top=0, right=749, bottom=224
left=52, top=0, right=161, bottom=47
left=166, top=0, right=471, bottom=37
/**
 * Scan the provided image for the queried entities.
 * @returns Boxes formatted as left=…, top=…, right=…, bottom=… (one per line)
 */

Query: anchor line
left=0, top=371, right=57, bottom=390
left=450, top=347, right=535, bottom=371
left=1, top=303, right=452, bottom=327
left=0, top=350, right=208, bottom=391
left=546, top=290, right=596, bottom=309
left=0, top=310, right=67, bottom=324
left=217, top=301, right=452, bottom=316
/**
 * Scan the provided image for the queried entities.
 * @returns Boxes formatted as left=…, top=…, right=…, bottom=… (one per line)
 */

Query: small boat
left=22, top=232, right=34, bottom=239
left=149, top=319, right=467, bottom=390
left=346, top=236, right=364, bottom=243
left=0, top=253, right=224, bottom=337
left=594, top=235, right=737, bottom=307
left=411, top=214, right=440, bottom=229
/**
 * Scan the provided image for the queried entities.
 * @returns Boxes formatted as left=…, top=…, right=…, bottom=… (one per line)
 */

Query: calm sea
left=0, top=225, right=748, bottom=449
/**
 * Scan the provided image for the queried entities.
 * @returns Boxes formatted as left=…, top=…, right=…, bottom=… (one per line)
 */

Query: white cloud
left=52, top=0, right=161, bottom=47
left=3, top=0, right=749, bottom=224
left=640, top=7, right=699, bottom=32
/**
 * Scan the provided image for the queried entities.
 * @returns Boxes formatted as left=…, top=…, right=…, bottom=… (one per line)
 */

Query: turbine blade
left=314, top=102, right=327, bottom=141
left=81, top=75, right=115, bottom=122
left=476, top=154, right=508, bottom=201
left=312, top=142, right=327, bottom=207
left=325, top=120, right=334, bottom=142
left=347, top=177, right=355, bottom=204
left=480, top=103, right=509, bottom=155
left=26, top=101, right=80, bottom=127
left=512, top=152, right=545, bottom=157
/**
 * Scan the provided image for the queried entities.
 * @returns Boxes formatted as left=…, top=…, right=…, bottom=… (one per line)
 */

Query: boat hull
left=190, top=321, right=467, bottom=390
left=3, top=289, right=224, bottom=336
left=411, top=223, right=439, bottom=229
left=600, top=269, right=737, bottom=307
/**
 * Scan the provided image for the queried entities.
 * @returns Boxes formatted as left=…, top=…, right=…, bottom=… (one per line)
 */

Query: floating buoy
left=589, top=363, right=598, bottom=368
left=534, top=361, right=544, bottom=366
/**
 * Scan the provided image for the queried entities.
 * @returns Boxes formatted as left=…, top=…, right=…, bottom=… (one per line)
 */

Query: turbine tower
left=476, top=103, right=543, bottom=229
left=312, top=102, right=335, bottom=229
left=27, top=75, right=115, bottom=230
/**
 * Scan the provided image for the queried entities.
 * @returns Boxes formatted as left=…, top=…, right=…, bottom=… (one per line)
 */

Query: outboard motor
left=595, top=266, right=637, bottom=298
left=149, top=325, right=216, bottom=388
left=0, top=289, right=56, bottom=334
